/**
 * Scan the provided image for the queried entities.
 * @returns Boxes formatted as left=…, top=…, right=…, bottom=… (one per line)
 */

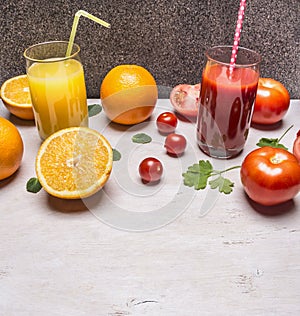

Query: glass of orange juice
left=24, top=41, right=88, bottom=140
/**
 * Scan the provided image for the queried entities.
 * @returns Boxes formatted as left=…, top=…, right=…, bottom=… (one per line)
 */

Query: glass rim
left=23, top=40, right=80, bottom=63
left=205, top=45, right=262, bottom=68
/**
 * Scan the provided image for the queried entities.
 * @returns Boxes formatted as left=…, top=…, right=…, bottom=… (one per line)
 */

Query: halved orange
left=35, top=127, right=113, bottom=199
left=0, top=75, right=34, bottom=120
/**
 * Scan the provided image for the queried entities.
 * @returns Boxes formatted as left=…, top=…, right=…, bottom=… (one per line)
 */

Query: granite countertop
left=0, top=0, right=299, bottom=99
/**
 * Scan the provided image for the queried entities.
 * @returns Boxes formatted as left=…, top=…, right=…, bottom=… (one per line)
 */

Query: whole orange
left=0, top=117, right=24, bottom=180
left=100, top=65, right=158, bottom=125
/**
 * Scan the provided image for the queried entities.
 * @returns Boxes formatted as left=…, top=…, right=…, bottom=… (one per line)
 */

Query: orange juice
left=27, top=58, right=88, bottom=140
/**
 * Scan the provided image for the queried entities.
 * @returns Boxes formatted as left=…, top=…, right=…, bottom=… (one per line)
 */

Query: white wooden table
left=1, top=99, right=299, bottom=315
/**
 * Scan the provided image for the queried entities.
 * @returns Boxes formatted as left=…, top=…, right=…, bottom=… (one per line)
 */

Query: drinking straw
left=66, top=10, right=110, bottom=57
left=229, top=0, right=246, bottom=69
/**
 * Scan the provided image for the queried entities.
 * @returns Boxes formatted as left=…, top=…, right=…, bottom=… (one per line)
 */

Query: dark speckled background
left=0, top=0, right=299, bottom=98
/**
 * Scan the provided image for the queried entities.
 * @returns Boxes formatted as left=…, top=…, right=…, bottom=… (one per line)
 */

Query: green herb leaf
left=209, top=176, right=234, bottom=194
left=112, top=148, right=121, bottom=161
left=26, top=177, right=42, bottom=193
left=182, top=160, right=237, bottom=194
left=256, top=137, right=288, bottom=150
left=132, top=133, right=152, bottom=144
left=182, top=160, right=213, bottom=190
left=88, top=104, right=102, bottom=117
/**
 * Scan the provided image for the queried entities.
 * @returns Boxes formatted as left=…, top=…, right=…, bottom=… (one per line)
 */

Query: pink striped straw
left=230, top=0, right=247, bottom=70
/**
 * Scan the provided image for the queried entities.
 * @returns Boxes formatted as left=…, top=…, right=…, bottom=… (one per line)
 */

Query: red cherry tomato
left=156, top=112, right=178, bottom=134
left=164, top=133, right=187, bottom=156
left=240, top=147, right=300, bottom=206
left=293, top=130, right=300, bottom=162
left=251, top=78, right=290, bottom=125
left=170, top=83, right=200, bottom=117
left=139, top=157, right=163, bottom=183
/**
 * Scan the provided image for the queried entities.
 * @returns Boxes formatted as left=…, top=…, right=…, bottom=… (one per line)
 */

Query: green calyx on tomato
left=240, top=147, right=300, bottom=206
left=256, top=125, right=293, bottom=150
left=251, top=78, right=290, bottom=125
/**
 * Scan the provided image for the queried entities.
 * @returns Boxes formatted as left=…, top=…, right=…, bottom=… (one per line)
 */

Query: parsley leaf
left=209, top=176, right=234, bottom=194
left=182, top=160, right=240, bottom=194
left=88, top=104, right=102, bottom=117
left=26, top=177, right=42, bottom=193
left=183, top=160, right=213, bottom=190
left=132, top=133, right=152, bottom=144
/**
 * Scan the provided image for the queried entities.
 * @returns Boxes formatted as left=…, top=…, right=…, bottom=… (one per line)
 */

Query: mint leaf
left=256, top=137, right=288, bottom=150
left=88, top=104, right=102, bottom=117
left=132, top=133, right=152, bottom=144
left=209, top=176, right=234, bottom=194
left=26, top=177, right=42, bottom=193
left=113, top=148, right=121, bottom=161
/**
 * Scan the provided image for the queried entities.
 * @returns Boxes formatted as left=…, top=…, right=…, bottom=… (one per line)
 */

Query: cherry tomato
left=251, top=78, right=290, bottom=125
left=139, top=157, right=163, bottom=183
left=293, top=130, right=300, bottom=162
left=170, top=83, right=200, bottom=117
left=156, top=112, right=178, bottom=134
left=164, top=133, right=187, bottom=156
left=240, top=147, right=300, bottom=206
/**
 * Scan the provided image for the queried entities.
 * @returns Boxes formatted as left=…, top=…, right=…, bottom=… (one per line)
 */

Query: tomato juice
left=197, top=63, right=259, bottom=158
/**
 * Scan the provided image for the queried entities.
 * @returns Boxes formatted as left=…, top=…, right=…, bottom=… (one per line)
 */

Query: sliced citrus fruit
left=0, top=75, right=34, bottom=120
left=35, top=127, right=113, bottom=199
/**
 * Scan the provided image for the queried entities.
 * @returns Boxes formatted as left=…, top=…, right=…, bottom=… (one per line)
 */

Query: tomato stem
left=278, top=124, right=294, bottom=143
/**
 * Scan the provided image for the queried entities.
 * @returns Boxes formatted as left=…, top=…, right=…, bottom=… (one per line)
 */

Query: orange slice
left=0, top=75, right=34, bottom=120
left=35, top=127, right=113, bottom=199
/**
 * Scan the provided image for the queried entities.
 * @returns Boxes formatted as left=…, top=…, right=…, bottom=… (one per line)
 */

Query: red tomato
left=164, top=133, right=187, bottom=156
left=139, top=157, right=163, bottom=183
left=156, top=112, right=178, bottom=134
left=170, top=84, right=200, bottom=117
left=251, top=78, right=290, bottom=125
left=240, top=147, right=300, bottom=206
left=293, top=130, right=300, bottom=162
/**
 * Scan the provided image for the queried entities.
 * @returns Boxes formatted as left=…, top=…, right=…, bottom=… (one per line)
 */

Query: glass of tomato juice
left=197, top=45, right=261, bottom=159
left=24, top=41, right=88, bottom=140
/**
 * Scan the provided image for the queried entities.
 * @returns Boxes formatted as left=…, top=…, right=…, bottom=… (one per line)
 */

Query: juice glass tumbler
left=24, top=41, right=88, bottom=140
left=197, top=45, right=261, bottom=159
